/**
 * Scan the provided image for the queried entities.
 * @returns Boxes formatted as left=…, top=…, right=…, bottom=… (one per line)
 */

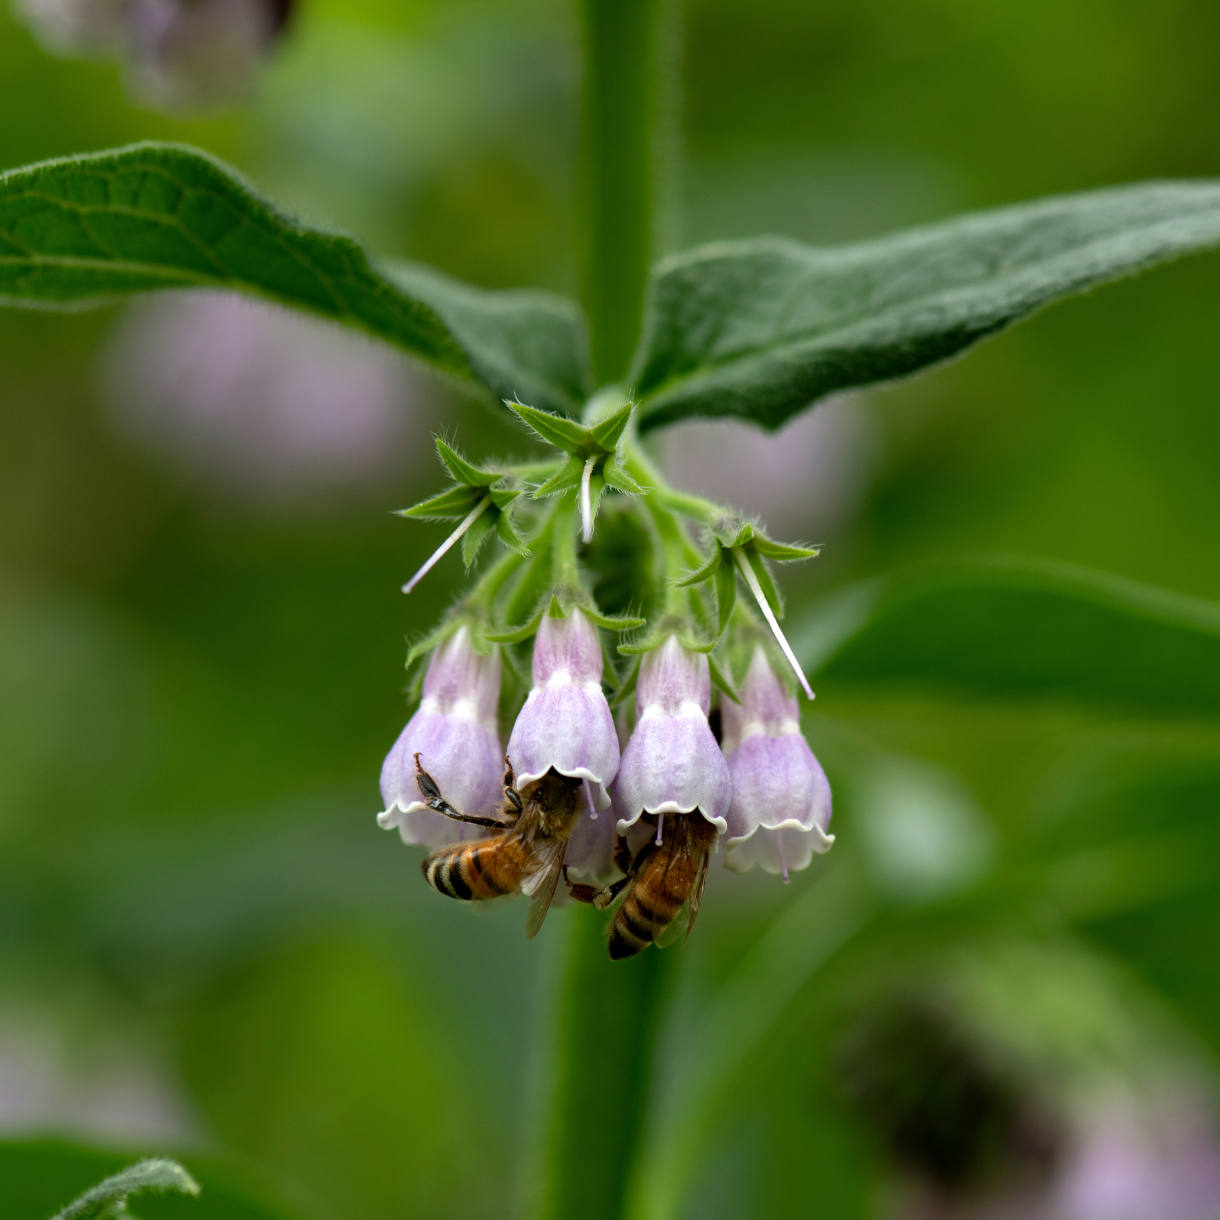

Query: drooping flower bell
left=611, top=635, right=731, bottom=836
left=506, top=606, right=620, bottom=879
left=722, top=646, right=834, bottom=880
left=377, top=625, right=504, bottom=848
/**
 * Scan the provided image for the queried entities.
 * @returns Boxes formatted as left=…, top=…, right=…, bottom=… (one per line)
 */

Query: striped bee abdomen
left=608, top=854, right=692, bottom=959
left=422, top=836, right=532, bottom=902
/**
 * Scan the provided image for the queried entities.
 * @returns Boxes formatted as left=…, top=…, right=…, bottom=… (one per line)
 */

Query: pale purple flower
left=377, top=626, right=503, bottom=849
left=505, top=608, right=620, bottom=881
left=563, top=804, right=620, bottom=885
left=722, top=645, right=834, bottom=880
left=611, top=636, right=731, bottom=836
left=507, top=608, right=619, bottom=807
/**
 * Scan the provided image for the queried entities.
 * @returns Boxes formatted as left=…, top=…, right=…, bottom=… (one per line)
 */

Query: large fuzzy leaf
left=0, top=142, right=590, bottom=414
left=631, top=181, right=1220, bottom=429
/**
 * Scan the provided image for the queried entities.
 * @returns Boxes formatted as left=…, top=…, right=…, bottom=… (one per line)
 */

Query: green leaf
left=601, top=456, right=646, bottom=495
left=495, top=510, right=530, bottom=556
left=460, top=508, right=496, bottom=568
left=405, top=621, right=452, bottom=669
left=676, top=548, right=722, bottom=589
left=0, top=142, right=590, bottom=415
left=52, top=1158, right=198, bottom=1220
left=713, top=558, right=737, bottom=636
left=2, top=1141, right=300, bottom=1220
left=506, top=400, right=592, bottom=453
left=752, top=536, right=820, bottom=562
left=798, top=557, right=1220, bottom=715
left=579, top=604, right=646, bottom=632
left=707, top=651, right=740, bottom=703
left=631, top=181, right=1220, bottom=430
left=485, top=607, right=547, bottom=644
left=397, top=484, right=482, bottom=520
left=588, top=399, right=636, bottom=449
left=531, top=455, right=585, bottom=498
left=434, top=439, right=498, bottom=487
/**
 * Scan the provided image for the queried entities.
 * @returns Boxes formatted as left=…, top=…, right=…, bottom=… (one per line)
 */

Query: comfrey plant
left=4, top=2, right=1220, bottom=1216
left=375, top=396, right=834, bottom=952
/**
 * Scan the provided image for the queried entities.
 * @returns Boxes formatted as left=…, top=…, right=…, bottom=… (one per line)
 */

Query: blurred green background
left=2, top=1, right=1219, bottom=1218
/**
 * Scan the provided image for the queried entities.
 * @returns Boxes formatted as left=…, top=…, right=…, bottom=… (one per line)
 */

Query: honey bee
left=414, top=752, right=584, bottom=939
left=579, top=815, right=718, bottom=959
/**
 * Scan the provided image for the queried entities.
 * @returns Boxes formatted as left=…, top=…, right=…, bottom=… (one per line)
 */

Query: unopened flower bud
left=377, top=626, right=503, bottom=848
left=611, top=636, right=730, bottom=835
left=722, top=646, right=833, bottom=879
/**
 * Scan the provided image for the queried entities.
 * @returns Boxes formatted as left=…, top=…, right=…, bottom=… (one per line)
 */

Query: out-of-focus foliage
left=2, top=1, right=1219, bottom=1218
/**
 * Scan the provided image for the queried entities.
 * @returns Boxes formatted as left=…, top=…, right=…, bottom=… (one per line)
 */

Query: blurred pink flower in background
left=1046, top=1092, right=1220, bottom=1220
left=888, top=1087, right=1220, bottom=1220
left=14, top=0, right=293, bottom=108
left=12, top=0, right=127, bottom=52
left=102, top=291, right=429, bottom=505
left=0, top=1007, right=199, bottom=1145
left=658, top=395, right=877, bottom=540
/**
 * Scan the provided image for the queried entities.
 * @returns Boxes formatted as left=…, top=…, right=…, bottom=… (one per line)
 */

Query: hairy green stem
left=531, top=906, right=671, bottom=1220
left=578, top=0, right=676, bottom=382
left=550, top=493, right=582, bottom=590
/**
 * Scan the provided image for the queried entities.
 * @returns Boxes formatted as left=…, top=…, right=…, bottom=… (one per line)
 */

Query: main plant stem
left=578, top=0, right=675, bottom=383
left=528, top=6, right=678, bottom=1219
left=531, top=907, right=670, bottom=1220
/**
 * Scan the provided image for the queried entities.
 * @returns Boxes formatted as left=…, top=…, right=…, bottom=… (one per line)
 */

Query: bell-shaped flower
left=377, top=625, right=504, bottom=848
left=611, top=635, right=731, bottom=835
left=507, top=607, right=620, bottom=811
left=722, top=646, right=834, bottom=879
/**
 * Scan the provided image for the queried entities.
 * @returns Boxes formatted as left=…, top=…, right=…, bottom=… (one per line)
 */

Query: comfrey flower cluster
left=377, top=397, right=834, bottom=956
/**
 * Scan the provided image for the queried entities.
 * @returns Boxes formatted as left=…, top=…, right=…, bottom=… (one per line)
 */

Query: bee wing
left=682, top=844, right=712, bottom=943
left=523, top=837, right=568, bottom=941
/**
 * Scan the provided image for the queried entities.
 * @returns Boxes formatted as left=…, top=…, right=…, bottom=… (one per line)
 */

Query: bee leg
left=589, top=835, right=650, bottom=910
left=413, top=753, right=513, bottom=829
left=592, top=874, right=632, bottom=911
left=563, top=867, right=599, bottom=905
left=612, top=835, right=636, bottom=876
left=503, top=782, right=523, bottom=817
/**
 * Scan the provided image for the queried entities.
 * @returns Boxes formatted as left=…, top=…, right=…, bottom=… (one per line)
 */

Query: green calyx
left=507, top=396, right=647, bottom=543
left=676, top=515, right=820, bottom=633
left=397, top=438, right=530, bottom=566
